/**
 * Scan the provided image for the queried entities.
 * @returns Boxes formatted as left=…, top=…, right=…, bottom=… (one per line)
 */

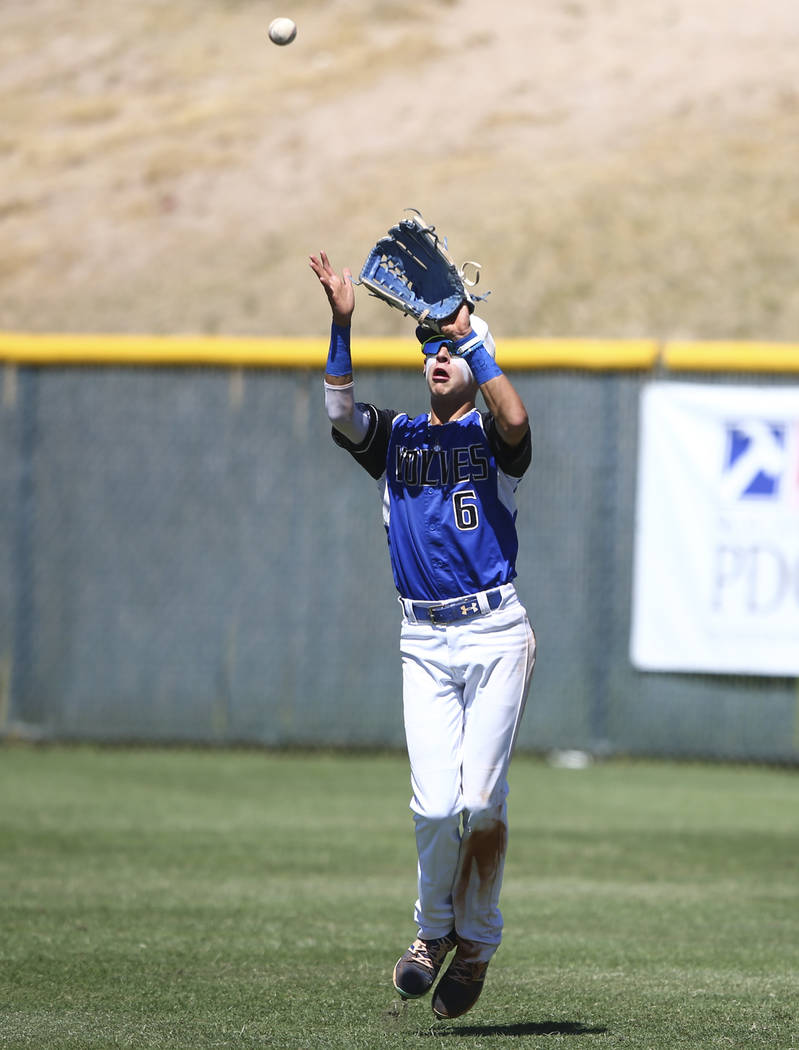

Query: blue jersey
left=333, top=406, right=531, bottom=601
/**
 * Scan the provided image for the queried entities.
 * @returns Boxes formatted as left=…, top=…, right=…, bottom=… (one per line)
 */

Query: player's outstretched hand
left=309, top=252, right=355, bottom=327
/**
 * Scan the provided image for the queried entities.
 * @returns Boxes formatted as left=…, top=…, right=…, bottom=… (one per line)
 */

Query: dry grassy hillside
left=2, top=0, right=799, bottom=340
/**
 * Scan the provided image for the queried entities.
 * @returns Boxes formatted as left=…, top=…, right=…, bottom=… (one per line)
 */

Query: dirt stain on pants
left=452, top=815, right=507, bottom=945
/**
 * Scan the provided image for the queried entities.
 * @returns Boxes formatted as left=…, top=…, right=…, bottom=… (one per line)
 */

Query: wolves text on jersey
left=393, top=443, right=490, bottom=488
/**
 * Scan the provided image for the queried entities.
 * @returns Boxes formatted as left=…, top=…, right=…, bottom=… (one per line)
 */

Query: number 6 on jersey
left=453, top=489, right=479, bottom=531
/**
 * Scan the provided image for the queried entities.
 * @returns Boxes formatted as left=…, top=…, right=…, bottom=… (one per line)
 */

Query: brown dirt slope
left=2, top=0, right=798, bottom=340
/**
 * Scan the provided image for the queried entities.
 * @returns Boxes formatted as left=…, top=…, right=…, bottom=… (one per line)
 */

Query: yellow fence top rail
left=0, top=333, right=325, bottom=368
left=497, top=338, right=659, bottom=371
left=2, top=333, right=799, bottom=373
left=664, top=340, right=799, bottom=373
left=0, top=332, right=659, bottom=370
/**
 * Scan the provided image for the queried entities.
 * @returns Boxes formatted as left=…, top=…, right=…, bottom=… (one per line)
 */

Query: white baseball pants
left=399, top=584, right=536, bottom=960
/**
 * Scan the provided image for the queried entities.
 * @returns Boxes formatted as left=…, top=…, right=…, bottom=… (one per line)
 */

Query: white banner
left=630, top=382, right=799, bottom=675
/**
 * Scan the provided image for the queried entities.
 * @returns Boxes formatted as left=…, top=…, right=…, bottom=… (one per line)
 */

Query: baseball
left=268, top=17, right=297, bottom=46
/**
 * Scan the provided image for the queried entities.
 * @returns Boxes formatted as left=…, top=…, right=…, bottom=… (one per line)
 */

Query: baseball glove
left=357, top=209, right=487, bottom=332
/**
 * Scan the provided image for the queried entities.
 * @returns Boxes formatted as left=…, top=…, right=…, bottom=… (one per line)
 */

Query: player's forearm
left=326, top=321, right=352, bottom=379
left=479, top=374, right=530, bottom=447
left=451, top=329, right=530, bottom=447
left=323, top=322, right=370, bottom=441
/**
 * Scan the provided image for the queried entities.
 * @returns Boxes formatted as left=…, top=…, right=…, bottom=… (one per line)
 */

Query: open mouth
left=432, top=366, right=449, bottom=382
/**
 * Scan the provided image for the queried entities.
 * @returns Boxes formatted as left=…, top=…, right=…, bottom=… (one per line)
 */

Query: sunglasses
left=420, top=336, right=453, bottom=357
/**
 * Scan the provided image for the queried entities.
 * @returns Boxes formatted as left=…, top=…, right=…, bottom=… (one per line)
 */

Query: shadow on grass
left=420, top=1020, right=608, bottom=1037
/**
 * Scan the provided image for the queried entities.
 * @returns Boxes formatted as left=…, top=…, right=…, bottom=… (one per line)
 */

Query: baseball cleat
left=392, top=930, right=458, bottom=999
left=431, top=952, right=490, bottom=1020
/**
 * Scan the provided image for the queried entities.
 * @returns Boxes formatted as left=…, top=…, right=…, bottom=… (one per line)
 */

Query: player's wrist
left=465, top=343, right=503, bottom=386
left=452, top=329, right=482, bottom=356
left=449, top=329, right=503, bottom=384
left=327, top=322, right=353, bottom=377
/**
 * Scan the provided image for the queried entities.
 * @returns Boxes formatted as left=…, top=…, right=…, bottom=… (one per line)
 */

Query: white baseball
left=268, top=17, right=297, bottom=46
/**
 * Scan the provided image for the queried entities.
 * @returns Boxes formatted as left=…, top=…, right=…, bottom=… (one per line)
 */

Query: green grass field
left=1, top=747, right=796, bottom=1050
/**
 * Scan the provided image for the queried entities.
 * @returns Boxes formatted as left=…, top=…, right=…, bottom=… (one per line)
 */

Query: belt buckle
left=425, top=595, right=483, bottom=625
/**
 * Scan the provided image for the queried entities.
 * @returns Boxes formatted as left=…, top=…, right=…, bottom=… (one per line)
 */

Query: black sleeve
left=483, top=412, right=532, bottom=479
left=331, top=405, right=398, bottom=480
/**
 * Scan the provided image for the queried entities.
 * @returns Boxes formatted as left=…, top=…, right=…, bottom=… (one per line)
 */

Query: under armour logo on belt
left=461, top=601, right=480, bottom=616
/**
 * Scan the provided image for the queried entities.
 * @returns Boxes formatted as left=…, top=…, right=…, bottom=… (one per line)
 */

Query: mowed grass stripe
left=0, top=747, right=796, bottom=1049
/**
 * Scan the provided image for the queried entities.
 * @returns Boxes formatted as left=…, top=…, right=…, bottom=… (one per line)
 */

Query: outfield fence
left=1, top=333, right=798, bottom=761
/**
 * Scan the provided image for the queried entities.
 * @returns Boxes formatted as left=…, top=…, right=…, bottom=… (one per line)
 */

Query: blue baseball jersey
left=333, top=406, right=531, bottom=601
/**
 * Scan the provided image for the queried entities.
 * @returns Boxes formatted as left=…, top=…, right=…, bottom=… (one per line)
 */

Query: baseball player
left=309, top=250, right=536, bottom=1021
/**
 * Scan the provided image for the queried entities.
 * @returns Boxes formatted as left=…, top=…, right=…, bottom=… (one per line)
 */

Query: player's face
left=423, top=342, right=476, bottom=401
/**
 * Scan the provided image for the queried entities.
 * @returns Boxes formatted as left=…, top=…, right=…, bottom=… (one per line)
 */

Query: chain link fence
left=1, top=363, right=797, bottom=761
